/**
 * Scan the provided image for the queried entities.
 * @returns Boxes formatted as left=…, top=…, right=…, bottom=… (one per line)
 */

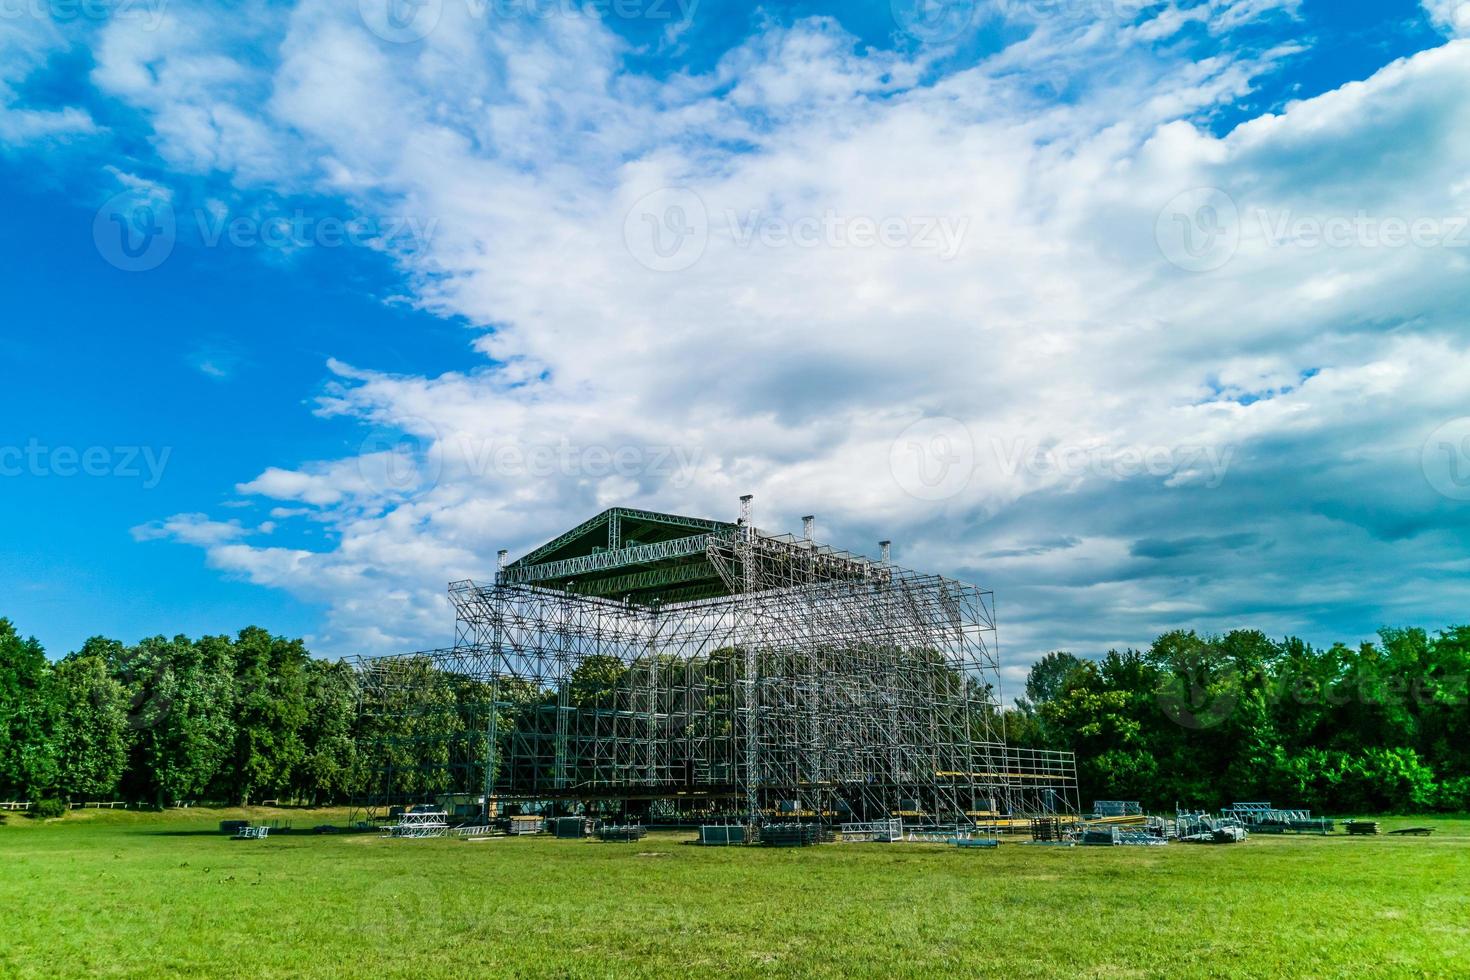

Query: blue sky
left=2, top=0, right=1468, bottom=687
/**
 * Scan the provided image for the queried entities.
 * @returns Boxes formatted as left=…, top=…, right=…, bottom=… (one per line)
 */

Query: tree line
left=0, top=619, right=357, bottom=808
left=1002, top=627, right=1470, bottom=814
left=3, top=616, right=1467, bottom=814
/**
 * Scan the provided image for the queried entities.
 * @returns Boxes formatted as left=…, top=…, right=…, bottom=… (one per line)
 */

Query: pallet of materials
left=759, top=823, right=823, bottom=847
left=1029, top=817, right=1066, bottom=842
left=598, top=824, right=648, bottom=843
left=1345, top=820, right=1381, bottom=836
left=507, top=816, right=545, bottom=836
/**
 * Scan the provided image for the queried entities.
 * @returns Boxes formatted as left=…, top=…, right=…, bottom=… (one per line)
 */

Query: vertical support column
left=882, top=584, right=905, bottom=824
left=485, top=675, right=499, bottom=824
left=947, top=582, right=978, bottom=829
left=737, top=494, right=760, bottom=825
left=554, top=588, right=571, bottom=793
left=645, top=614, right=659, bottom=787
left=483, top=585, right=507, bottom=823
left=800, top=584, right=826, bottom=823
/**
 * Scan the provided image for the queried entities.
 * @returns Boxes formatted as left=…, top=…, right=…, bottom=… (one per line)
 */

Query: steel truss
left=352, top=518, right=1079, bottom=827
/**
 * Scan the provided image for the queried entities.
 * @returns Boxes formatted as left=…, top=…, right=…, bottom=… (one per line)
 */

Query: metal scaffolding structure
left=351, top=502, right=1079, bottom=828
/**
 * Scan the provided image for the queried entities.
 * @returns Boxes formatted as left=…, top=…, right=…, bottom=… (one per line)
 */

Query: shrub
left=31, top=798, right=67, bottom=819
left=1434, top=775, right=1470, bottom=812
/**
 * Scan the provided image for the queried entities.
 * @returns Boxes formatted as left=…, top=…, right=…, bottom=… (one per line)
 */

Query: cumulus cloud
left=1423, top=0, right=1470, bottom=36
left=23, top=2, right=1469, bottom=668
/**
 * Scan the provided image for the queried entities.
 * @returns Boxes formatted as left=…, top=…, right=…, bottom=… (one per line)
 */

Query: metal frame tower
left=351, top=501, right=1079, bottom=828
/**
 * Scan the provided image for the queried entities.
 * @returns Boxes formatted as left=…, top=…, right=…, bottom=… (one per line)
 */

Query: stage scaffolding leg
left=738, top=501, right=760, bottom=825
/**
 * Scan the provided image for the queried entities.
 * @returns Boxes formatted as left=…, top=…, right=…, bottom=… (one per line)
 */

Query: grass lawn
left=2, top=808, right=1467, bottom=978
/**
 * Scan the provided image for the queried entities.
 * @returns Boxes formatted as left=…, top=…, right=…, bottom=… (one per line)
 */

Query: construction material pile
left=383, top=810, right=449, bottom=838
left=1176, top=810, right=1248, bottom=844
left=1223, top=802, right=1333, bottom=835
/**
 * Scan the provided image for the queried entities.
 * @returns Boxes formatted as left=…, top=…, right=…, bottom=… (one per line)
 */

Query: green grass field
left=2, top=809, right=1466, bottom=978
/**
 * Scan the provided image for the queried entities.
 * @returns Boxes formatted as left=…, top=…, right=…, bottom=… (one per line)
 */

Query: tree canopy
left=1005, top=627, right=1470, bottom=813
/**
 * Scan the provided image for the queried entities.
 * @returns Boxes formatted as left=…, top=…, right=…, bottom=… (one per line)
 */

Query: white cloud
left=0, top=14, right=98, bottom=146
left=90, top=5, right=295, bottom=182
left=237, top=462, right=370, bottom=508
left=81, top=5, right=1470, bottom=666
left=132, top=513, right=248, bottom=547
left=1424, top=0, right=1470, bottom=36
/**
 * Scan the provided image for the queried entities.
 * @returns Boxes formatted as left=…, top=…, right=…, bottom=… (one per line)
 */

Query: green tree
left=1018, top=651, right=1087, bottom=714
left=50, top=643, right=129, bottom=801
left=1418, top=627, right=1470, bottom=797
left=295, top=658, right=359, bottom=804
left=0, top=619, right=57, bottom=800
left=226, top=628, right=309, bottom=804
left=126, top=634, right=237, bottom=807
